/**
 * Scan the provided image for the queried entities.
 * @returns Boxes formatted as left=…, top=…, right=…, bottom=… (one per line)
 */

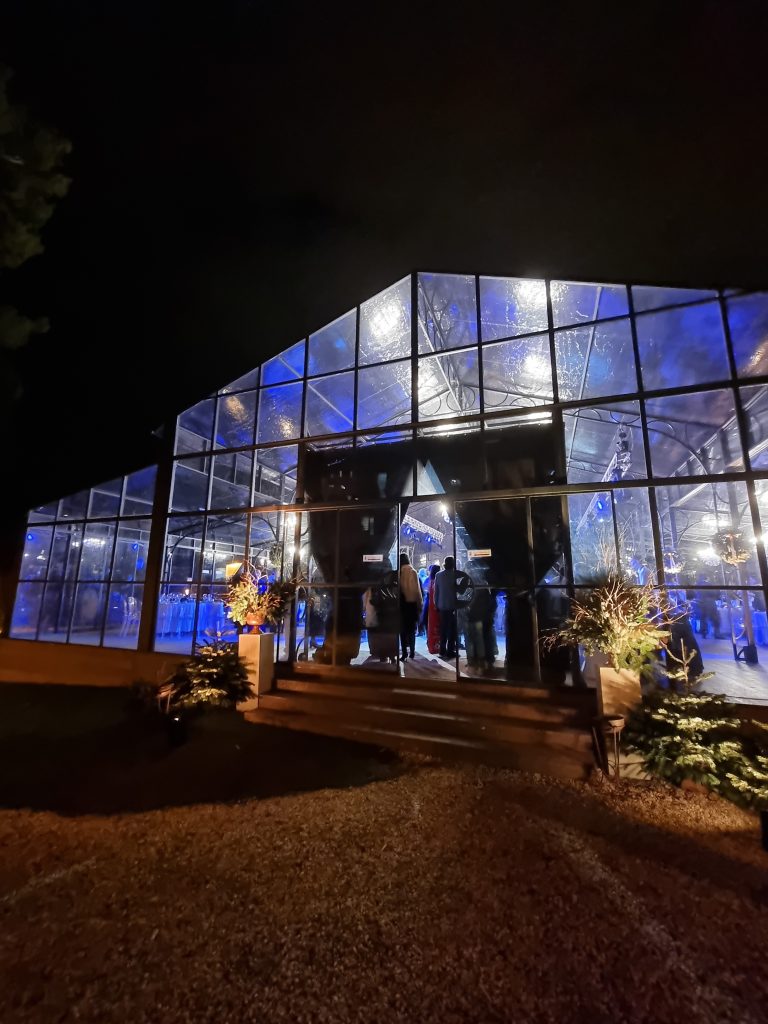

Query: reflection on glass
left=10, top=582, right=44, bottom=639
left=218, top=367, right=259, bottom=394
left=154, top=584, right=199, bottom=655
left=261, top=340, right=305, bottom=385
left=568, top=492, right=617, bottom=583
left=645, top=390, right=742, bottom=477
left=215, top=390, right=257, bottom=449
left=359, top=276, right=411, bottom=365
left=113, top=520, right=151, bottom=581
left=636, top=303, right=729, bottom=390
left=308, top=309, right=356, bottom=376
left=58, top=490, right=90, bottom=520
left=38, top=582, right=75, bottom=643
left=564, top=402, right=646, bottom=485
left=479, top=276, right=547, bottom=340
left=550, top=281, right=628, bottom=327
left=123, top=466, right=157, bottom=516
left=71, top=583, right=107, bottom=645
left=257, top=382, right=303, bottom=443
left=357, top=360, right=412, bottom=429
left=482, top=333, right=553, bottom=410
left=555, top=319, right=637, bottom=401
left=632, top=286, right=717, bottom=311
left=418, top=349, right=480, bottom=420
left=89, top=478, right=123, bottom=518
left=304, top=372, right=355, bottom=436
left=78, top=523, right=115, bottom=580
left=418, top=273, right=478, bottom=353
left=175, top=398, right=215, bottom=456
left=170, top=456, right=211, bottom=513
left=209, top=451, right=253, bottom=510
left=19, top=526, right=52, bottom=580
left=253, top=445, right=298, bottom=505
left=103, top=584, right=143, bottom=649
left=727, top=293, right=768, bottom=377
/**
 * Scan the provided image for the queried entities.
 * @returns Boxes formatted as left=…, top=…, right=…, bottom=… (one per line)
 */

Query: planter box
left=237, top=633, right=275, bottom=709
left=598, top=665, right=642, bottom=719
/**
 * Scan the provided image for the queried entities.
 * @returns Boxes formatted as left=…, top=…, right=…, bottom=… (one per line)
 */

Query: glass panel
left=162, top=516, right=205, bottom=583
left=261, top=340, right=305, bottom=385
left=636, top=303, right=729, bottom=389
left=739, top=385, right=768, bottom=469
left=175, top=398, right=215, bottom=455
left=458, top=588, right=536, bottom=682
left=415, top=425, right=483, bottom=494
left=257, top=381, right=303, bottom=443
left=70, top=583, right=107, bottom=645
left=359, top=276, right=411, bottom=365
left=218, top=367, right=259, bottom=394
left=78, top=523, right=116, bottom=580
left=304, top=435, right=412, bottom=503
left=338, top=509, right=399, bottom=585
left=19, top=526, right=53, bottom=580
left=9, top=582, right=44, bottom=639
left=482, top=332, right=553, bottom=410
left=210, top=451, right=253, bottom=510
left=537, top=587, right=572, bottom=684
left=615, top=488, right=655, bottom=582
left=58, top=490, right=89, bottom=520
left=550, top=281, right=628, bottom=328
left=484, top=416, right=559, bottom=490
left=479, top=276, right=547, bottom=341
left=727, top=292, right=768, bottom=378
left=170, top=455, right=211, bottom=512
left=656, top=481, right=760, bottom=589
left=154, top=584, right=198, bottom=655
left=357, top=359, right=412, bottom=430
left=196, top=585, right=237, bottom=646
left=253, top=444, right=298, bottom=506
left=632, top=285, right=717, bottom=311
left=249, top=511, right=294, bottom=578
left=568, top=492, right=617, bottom=583
left=294, top=587, right=333, bottom=665
left=304, top=371, right=354, bottom=436
left=645, top=390, right=741, bottom=477
left=103, top=584, right=143, bottom=649
left=418, top=349, right=480, bottom=420
left=304, top=510, right=338, bottom=584
left=563, top=402, right=646, bottom=485
left=555, top=319, right=637, bottom=401
left=531, top=496, right=567, bottom=586
left=48, top=523, right=84, bottom=580
left=112, top=520, right=151, bottom=581
left=418, top=273, right=478, bottom=354
left=201, top=515, right=247, bottom=588
left=38, top=582, right=75, bottom=643
left=215, top=390, right=257, bottom=449
left=455, top=499, right=530, bottom=588
left=122, top=465, right=157, bottom=516
left=28, top=501, right=58, bottom=522
left=89, top=477, right=123, bottom=518
left=308, top=309, right=356, bottom=376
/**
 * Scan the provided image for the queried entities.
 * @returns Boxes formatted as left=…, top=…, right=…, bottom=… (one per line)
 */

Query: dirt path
left=1, top=758, right=766, bottom=1024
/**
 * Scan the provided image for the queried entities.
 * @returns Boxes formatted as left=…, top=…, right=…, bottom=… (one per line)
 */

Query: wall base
left=0, top=638, right=183, bottom=688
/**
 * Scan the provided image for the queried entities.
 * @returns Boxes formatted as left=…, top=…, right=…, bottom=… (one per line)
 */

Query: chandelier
left=712, top=531, right=750, bottom=566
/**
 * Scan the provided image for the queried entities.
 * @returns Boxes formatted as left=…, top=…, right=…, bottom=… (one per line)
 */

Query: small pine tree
left=164, top=636, right=252, bottom=710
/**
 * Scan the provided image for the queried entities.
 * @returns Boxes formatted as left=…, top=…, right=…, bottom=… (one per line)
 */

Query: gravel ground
left=1, top=742, right=767, bottom=1024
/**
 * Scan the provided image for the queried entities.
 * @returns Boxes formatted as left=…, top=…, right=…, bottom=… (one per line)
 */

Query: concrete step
left=242, top=706, right=594, bottom=780
left=275, top=677, right=592, bottom=726
left=258, top=692, right=593, bottom=753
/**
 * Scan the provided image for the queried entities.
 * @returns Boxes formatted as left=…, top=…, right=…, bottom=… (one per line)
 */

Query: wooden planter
left=237, top=632, right=275, bottom=709
left=583, top=653, right=642, bottom=719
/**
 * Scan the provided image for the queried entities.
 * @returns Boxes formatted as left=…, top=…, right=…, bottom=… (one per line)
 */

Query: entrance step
left=241, top=675, right=597, bottom=780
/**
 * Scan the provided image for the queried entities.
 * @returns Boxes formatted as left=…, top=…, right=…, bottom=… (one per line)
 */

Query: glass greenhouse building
left=8, top=272, right=768, bottom=698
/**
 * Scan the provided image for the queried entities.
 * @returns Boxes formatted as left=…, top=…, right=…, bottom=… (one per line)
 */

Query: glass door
left=292, top=504, right=401, bottom=673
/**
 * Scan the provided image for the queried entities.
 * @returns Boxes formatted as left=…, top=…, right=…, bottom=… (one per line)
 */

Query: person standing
left=399, top=552, right=422, bottom=660
left=424, top=563, right=442, bottom=655
left=434, top=555, right=459, bottom=659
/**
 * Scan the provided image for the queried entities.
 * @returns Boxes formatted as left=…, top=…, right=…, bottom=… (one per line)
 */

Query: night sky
left=2, top=1, right=768, bottom=526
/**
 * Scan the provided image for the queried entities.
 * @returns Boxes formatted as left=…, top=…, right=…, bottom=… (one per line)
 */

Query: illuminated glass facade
left=9, top=274, right=768, bottom=695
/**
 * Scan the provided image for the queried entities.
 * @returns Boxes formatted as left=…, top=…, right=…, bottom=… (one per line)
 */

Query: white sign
left=363, top=554, right=384, bottom=563
left=467, top=548, right=492, bottom=559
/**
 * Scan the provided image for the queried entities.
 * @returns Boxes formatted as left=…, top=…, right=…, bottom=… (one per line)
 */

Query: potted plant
left=226, top=567, right=296, bottom=700
left=545, top=574, right=680, bottom=718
